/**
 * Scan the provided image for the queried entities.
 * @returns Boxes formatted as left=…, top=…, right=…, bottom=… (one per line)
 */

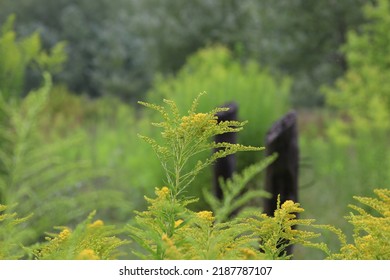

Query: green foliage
left=0, top=74, right=128, bottom=245
left=0, top=14, right=66, bottom=99
left=0, top=0, right=151, bottom=100
left=256, top=0, right=368, bottom=107
left=298, top=118, right=390, bottom=258
left=127, top=0, right=262, bottom=73
left=203, top=156, right=276, bottom=223
left=1, top=91, right=389, bottom=260
left=33, top=211, right=128, bottom=260
left=39, top=84, right=165, bottom=212
left=1, top=1, right=369, bottom=106
left=300, top=1, right=390, bottom=258
left=325, top=0, right=390, bottom=132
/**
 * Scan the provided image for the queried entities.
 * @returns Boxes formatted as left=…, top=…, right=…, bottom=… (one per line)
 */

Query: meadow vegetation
left=1, top=0, right=390, bottom=260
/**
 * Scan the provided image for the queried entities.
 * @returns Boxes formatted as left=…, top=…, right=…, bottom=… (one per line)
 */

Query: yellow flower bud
left=88, top=219, right=104, bottom=228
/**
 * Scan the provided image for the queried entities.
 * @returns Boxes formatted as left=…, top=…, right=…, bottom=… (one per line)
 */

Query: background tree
left=0, top=0, right=369, bottom=107
left=255, top=0, right=369, bottom=106
left=326, top=0, right=390, bottom=131
left=0, top=0, right=151, bottom=101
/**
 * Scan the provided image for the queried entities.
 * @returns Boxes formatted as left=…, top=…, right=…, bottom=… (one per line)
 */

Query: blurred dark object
left=264, top=111, right=299, bottom=256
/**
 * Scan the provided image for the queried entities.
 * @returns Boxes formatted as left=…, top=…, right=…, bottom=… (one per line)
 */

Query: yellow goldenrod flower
left=180, top=113, right=216, bottom=133
left=161, top=186, right=169, bottom=194
left=77, top=249, right=99, bottom=260
left=281, top=200, right=295, bottom=209
left=240, top=248, right=257, bottom=259
left=58, top=228, right=71, bottom=240
left=196, top=211, right=214, bottom=222
left=156, top=186, right=170, bottom=198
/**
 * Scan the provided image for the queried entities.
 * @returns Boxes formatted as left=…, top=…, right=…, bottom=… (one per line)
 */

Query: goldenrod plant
left=137, top=92, right=263, bottom=199
left=33, top=211, right=128, bottom=260
left=128, top=93, right=263, bottom=259
left=331, top=189, right=390, bottom=259
left=128, top=94, right=333, bottom=260
left=0, top=204, right=32, bottom=259
left=243, top=198, right=333, bottom=259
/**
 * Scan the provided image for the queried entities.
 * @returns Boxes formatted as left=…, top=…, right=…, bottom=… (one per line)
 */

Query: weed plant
left=127, top=94, right=333, bottom=260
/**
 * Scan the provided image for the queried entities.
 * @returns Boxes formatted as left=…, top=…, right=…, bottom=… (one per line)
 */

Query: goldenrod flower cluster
left=196, top=211, right=215, bottom=222
left=77, top=249, right=99, bottom=260
left=156, top=186, right=170, bottom=198
left=180, top=113, right=217, bottom=132
left=58, top=228, right=71, bottom=240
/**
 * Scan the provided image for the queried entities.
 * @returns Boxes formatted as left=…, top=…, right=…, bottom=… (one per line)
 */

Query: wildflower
left=240, top=248, right=258, bottom=259
left=180, top=113, right=217, bottom=133
left=77, top=249, right=99, bottom=260
left=156, top=186, right=170, bottom=198
left=197, top=211, right=215, bottom=222
left=281, top=200, right=295, bottom=209
left=58, top=228, right=71, bottom=240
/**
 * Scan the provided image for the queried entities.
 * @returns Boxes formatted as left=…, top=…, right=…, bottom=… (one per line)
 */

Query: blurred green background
left=1, top=0, right=389, bottom=259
